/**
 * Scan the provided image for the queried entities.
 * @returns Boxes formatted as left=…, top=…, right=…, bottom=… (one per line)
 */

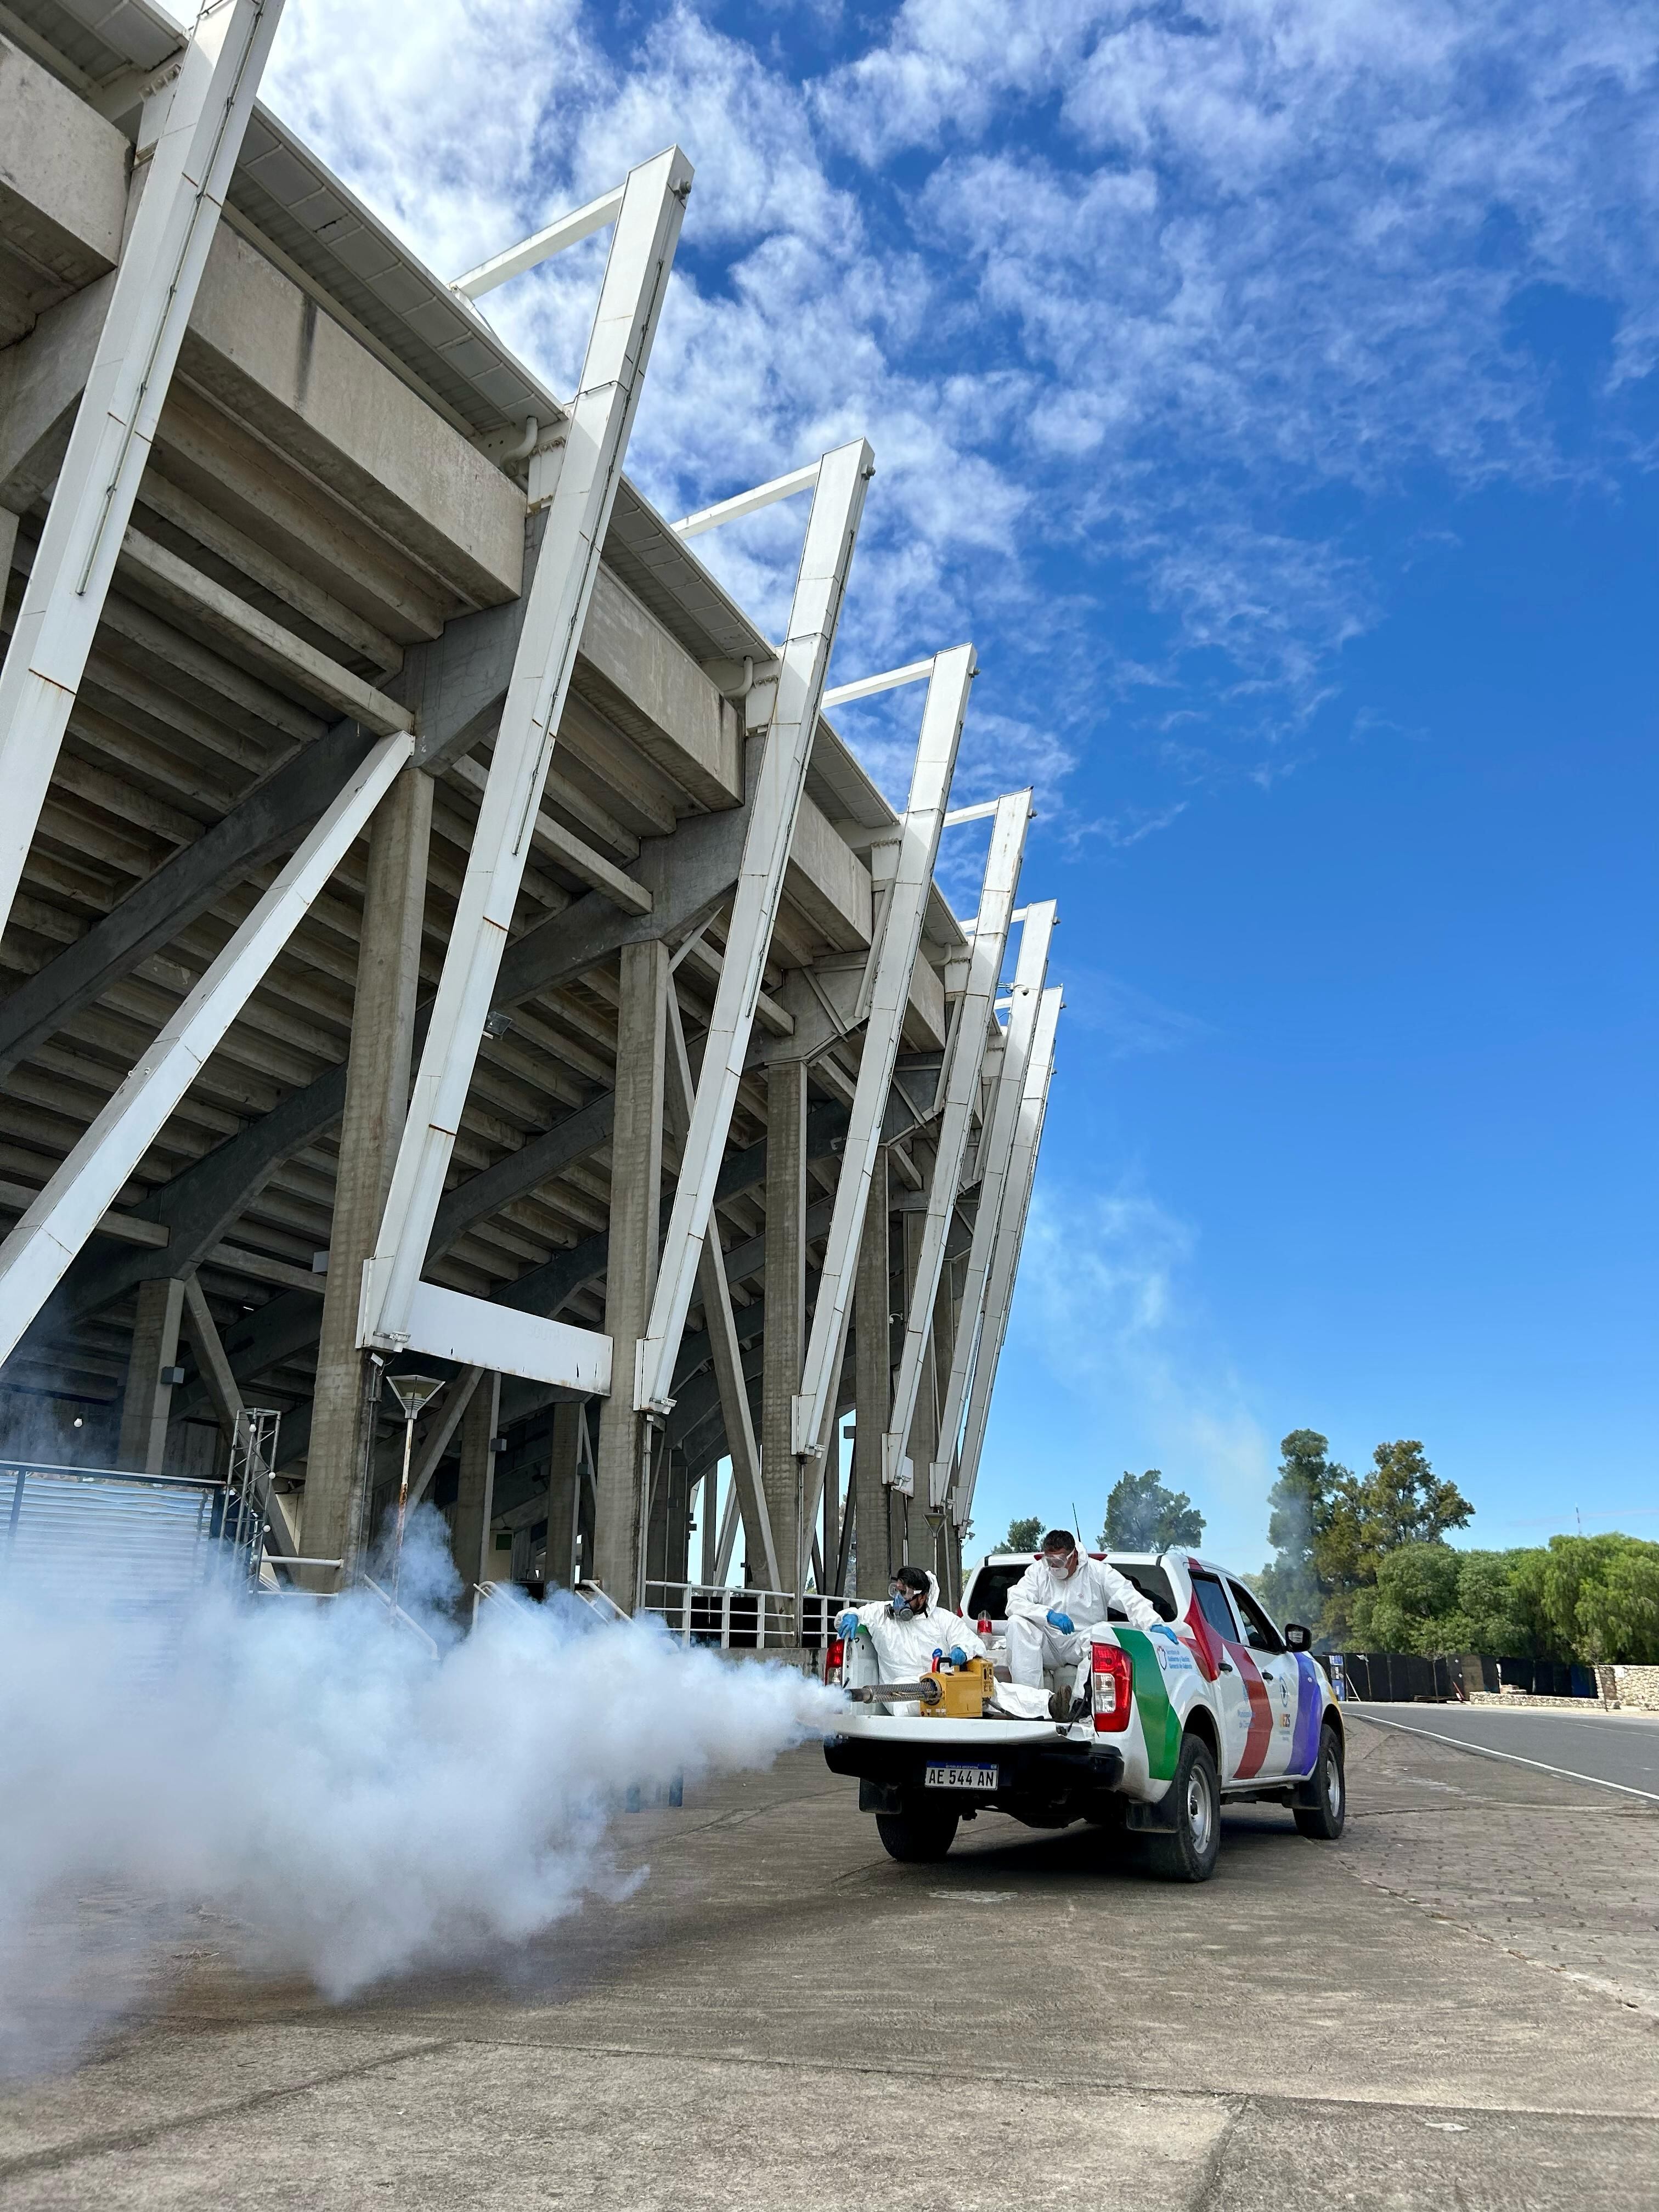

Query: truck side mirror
left=1284, top=1622, right=1313, bottom=1652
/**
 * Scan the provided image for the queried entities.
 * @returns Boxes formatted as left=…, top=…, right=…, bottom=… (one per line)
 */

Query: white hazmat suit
left=842, top=1575, right=986, bottom=1709
left=1004, top=1553, right=1158, bottom=1694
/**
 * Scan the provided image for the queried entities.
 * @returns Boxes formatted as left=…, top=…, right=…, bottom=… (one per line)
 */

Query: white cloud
left=261, top=0, right=1659, bottom=813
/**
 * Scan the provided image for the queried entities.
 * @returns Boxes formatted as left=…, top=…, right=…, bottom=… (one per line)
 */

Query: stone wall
left=1604, top=1663, right=1659, bottom=1712
left=1465, top=1668, right=1659, bottom=1712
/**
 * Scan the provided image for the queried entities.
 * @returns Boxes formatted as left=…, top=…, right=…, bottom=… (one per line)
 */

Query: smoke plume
left=0, top=1514, right=843, bottom=2080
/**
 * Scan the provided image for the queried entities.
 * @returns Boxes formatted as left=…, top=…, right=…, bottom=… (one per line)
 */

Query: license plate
left=925, top=1762, right=999, bottom=1792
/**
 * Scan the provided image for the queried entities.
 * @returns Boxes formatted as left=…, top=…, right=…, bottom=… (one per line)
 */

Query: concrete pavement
left=1, top=1708, right=1655, bottom=2208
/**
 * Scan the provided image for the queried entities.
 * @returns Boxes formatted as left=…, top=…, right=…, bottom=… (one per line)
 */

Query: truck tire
left=1147, top=1733, right=1221, bottom=1883
left=874, top=1806, right=960, bottom=1862
left=1294, top=1721, right=1346, bottom=1840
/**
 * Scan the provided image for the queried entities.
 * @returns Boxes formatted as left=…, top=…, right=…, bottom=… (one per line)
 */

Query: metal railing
left=642, top=1581, right=847, bottom=1650
left=0, top=1459, right=265, bottom=1621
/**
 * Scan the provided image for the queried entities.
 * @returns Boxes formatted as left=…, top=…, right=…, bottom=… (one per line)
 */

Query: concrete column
left=449, top=1370, right=501, bottom=1615
left=763, top=1058, right=807, bottom=1600
left=117, top=1276, right=185, bottom=1472
left=852, top=1148, right=889, bottom=1597
left=576, top=1409, right=596, bottom=1581
left=303, top=763, right=432, bottom=1588
left=593, top=938, right=667, bottom=1605
left=545, top=1401, right=582, bottom=1587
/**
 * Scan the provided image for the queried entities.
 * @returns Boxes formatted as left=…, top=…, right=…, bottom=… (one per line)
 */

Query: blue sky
left=264, top=0, right=1658, bottom=1569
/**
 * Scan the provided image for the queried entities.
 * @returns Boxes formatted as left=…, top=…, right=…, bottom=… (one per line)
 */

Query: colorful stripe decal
left=1288, top=1653, right=1323, bottom=1774
left=1116, top=1629, right=1183, bottom=1782
left=1228, top=1641, right=1274, bottom=1779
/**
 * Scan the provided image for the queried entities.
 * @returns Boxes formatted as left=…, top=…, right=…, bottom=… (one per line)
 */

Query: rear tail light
left=1091, top=1641, right=1133, bottom=1733
left=824, top=1635, right=845, bottom=1685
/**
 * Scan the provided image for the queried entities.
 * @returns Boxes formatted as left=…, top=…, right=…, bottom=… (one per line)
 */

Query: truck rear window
left=963, top=1560, right=1178, bottom=1622
left=962, top=1564, right=1029, bottom=1621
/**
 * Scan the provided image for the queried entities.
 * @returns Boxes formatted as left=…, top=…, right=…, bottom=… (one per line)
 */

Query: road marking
left=1354, top=1713, right=1659, bottom=1803
left=929, top=1889, right=1015, bottom=1903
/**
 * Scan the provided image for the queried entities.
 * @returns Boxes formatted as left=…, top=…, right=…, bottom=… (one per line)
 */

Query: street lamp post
left=384, top=1371, right=445, bottom=1607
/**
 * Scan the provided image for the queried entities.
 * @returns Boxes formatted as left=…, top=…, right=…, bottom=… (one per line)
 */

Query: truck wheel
left=874, top=1807, right=960, bottom=1862
left=1294, top=1722, right=1346, bottom=1840
left=1147, top=1734, right=1221, bottom=1883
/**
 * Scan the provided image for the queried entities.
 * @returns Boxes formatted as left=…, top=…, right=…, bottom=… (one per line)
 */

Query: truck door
left=1227, top=1577, right=1298, bottom=1780
left=1186, top=1570, right=1271, bottom=1782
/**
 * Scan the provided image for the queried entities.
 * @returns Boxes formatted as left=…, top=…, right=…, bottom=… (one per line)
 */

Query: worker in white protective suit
left=837, top=1566, right=986, bottom=1691
left=1004, top=1528, right=1159, bottom=1706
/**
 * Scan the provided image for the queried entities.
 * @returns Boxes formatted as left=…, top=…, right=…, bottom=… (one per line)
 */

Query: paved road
left=1347, top=1701, right=1659, bottom=1796
left=1, top=1713, right=1656, bottom=2209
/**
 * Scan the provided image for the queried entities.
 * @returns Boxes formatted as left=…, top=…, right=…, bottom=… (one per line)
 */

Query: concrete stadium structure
left=0, top=0, right=1061, bottom=1630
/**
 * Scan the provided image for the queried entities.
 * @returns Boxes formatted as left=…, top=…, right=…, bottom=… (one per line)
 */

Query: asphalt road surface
left=1348, top=1701, right=1659, bottom=1796
left=1, top=1707, right=1655, bottom=2209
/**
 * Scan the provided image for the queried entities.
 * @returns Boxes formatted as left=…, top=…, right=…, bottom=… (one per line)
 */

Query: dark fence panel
left=1331, top=1651, right=1464, bottom=1702
left=1462, top=1655, right=1600, bottom=1699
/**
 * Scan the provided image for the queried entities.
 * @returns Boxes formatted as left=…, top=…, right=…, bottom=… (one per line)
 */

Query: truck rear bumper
left=823, top=1731, right=1125, bottom=1823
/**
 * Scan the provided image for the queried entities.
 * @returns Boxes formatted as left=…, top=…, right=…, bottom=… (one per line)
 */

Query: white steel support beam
left=821, top=658, right=935, bottom=710
left=452, top=184, right=627, bottom=299
left=663, top=983, right=781, bottom=1591
left=927, top=899, right=1056, bottom=1504
left=789, top=644, right=974, bottom=1458
left=359, top=146, right=693, bottom=1370
left=0, top=728, right=413, bottom=1364
left=714, top=1473, right=741, bottom=1583
left=0, top=0, right=286, bottom=939
left=634, top=438, right=875, bottom=1416
left=672, top=460, right=821, bottom=540
left=950, top=984, right=1062, bottom=1530
left=882, top=790, right=1031, bottom=1490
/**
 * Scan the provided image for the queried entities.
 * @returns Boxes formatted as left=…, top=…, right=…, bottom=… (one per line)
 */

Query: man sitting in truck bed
left=1006, top=1529, right=1159, bottom=1706
left=838, top=1566, right=987, bottom=1694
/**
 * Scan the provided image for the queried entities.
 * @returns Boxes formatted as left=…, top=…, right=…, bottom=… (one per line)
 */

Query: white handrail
left=641, top=1581, right=847, bottom=1650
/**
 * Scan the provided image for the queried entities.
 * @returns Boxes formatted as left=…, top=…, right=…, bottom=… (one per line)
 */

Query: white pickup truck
left=822, top=1548, right=1345, bottom=1880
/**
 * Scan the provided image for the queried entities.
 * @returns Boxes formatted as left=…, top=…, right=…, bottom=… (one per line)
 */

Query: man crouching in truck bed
left=1006, top=1528, right=1158, bottom=1696
left=838, top=1566, right=987, bottom=1702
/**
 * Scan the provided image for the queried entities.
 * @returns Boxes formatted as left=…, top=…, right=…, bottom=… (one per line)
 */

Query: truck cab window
left=1189, top=1571, right=1239, bottom=1644
left=1228, top=1579, right=1286, bottom=1656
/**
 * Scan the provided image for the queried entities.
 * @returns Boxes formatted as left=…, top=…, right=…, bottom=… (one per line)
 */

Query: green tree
left=1259, top=1431, right=1474, bottom=1642
left=1539, top=1534, right=1659, bottom=1663
left=1257, top=1429, right=1342, bottom=1628
left=1456, top=1549, right=1548, bottom=1657
left=1576, top=1541, right=1659, bottom=1664
left=1003, top=1515, right=1042, bottom=1552
left=1351, top=1542, right=1466, bottom=1653
left=1316, top=1534, right=1659, bottom=1663
left=1318, top=1441, right=1473, bottom=1643
left=1101, top=1470, right=1205, bottom=1551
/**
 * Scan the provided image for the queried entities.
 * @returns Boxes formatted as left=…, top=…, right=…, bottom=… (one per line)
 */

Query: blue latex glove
left=1046, top=1608, right=1074, bottom=1634
left=948, top=1645, right=968, bottom=1667
left=1150, top=1623, right=1179, bottom=1643
left=837, top=1609, right=860, bottom=1638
